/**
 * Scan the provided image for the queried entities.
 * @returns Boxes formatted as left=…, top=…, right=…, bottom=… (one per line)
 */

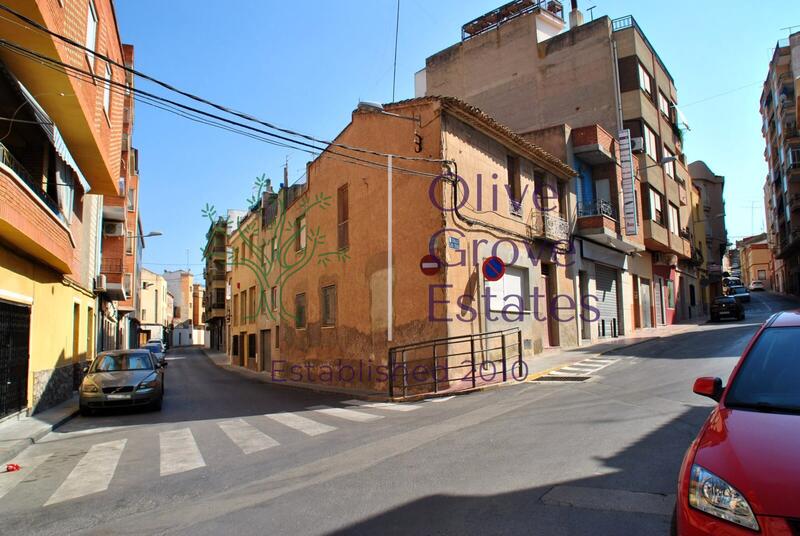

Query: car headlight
left=81, top=382, right=98, bottom=393
left=137, top=373, right=159, bottom=390
left=689, top=465, right=759, bottom=531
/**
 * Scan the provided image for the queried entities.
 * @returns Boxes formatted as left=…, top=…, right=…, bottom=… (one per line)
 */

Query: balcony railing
left=101, top=257, right=124, bottom=274
left=462, top=0, right=563, bottom=40
left=529, top=210, right=569, bottom=242
left=679, top=227, right=691, bottom=240
left=612, top=15, right=674, bottom=83
left=577, top=199, right=617, bottom=220
left=0, top=141, right=61, bottom=216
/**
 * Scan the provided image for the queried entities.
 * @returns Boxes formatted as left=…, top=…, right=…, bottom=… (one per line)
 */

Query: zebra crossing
left=532, top=356, right=622, bottom=381
left=0, top=399, right=445, bottom=509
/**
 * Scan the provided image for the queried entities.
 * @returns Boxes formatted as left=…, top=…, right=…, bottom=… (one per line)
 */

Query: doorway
left=541, top=264, right=559, bottom=347
left=260, top=329, right=271, bottom=373
left=0, top=301, right=31, bottom=418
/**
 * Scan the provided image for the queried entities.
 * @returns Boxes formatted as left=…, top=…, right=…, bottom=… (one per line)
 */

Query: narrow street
left=0, top=291, right=793, bottom=535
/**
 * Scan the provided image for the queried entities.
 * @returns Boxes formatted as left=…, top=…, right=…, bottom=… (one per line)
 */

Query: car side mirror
left=82, top=365, right=89, bottom=374
left=693, top=377, right=723, bottom=402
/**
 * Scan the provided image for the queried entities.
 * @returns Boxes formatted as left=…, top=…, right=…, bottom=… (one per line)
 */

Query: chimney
left=569, top=0, right=584, bottom=29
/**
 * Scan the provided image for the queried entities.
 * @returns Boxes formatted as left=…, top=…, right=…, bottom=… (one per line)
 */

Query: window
left=271, top=286, right=278, bottom=311
left=321, top=285, right=336, bottom=327
left=127, top=187, right=135, bottom=210
left=271, top=237, right=277, bottom=260
left=507, top=155, right=522, bottom=215
left=126, top=231, right=133, bottom=254
left=249, top=234, right=256, bottom=258
left=295, top=293, right=306, bottom=329
left=758, top=269, right=767, bottom=280
left=85, top=0, right=98, bottom=59
left=649, top=188, right=664, bottom=225
left=240, top=290, right=247, bottom=323
left=295, top=215, right=306, bottom=251
left=689, top=285, right=696, bottom=307
left=232, top=335, right=239, bottom=356
left=638, top=63, right=653, bottom=95
left=337, top=184, right=349, bottom=250
left=103, top=63, right=112, bottom=117
left=215, top=288, right=225, bottom=306
left=275, top=325, right=280, bottom=348
left=658, top=91, right=671, bottom=118
left=174, top=306, right=181, bottom=320
left=248, top=334, right=256, bottom=359
left=260, top=288, right=267, bottom=314
left=643, top=123, right=658, bottom=161
left=662, top=146, right=675, bottom=178
left=234, top=248, right=239, bottom=266
left=233, top=295, right=239, bottom=325
left=141, top=309, right=146, bottom=321
left=668, top=203, right=680, bottom=235
left=248, top=286, right=256, bottom=318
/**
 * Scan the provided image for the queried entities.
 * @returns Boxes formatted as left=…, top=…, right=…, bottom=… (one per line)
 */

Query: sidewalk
left=203, top=317, right=709, bottom=402
left=0, top=395, right=79, bottom=464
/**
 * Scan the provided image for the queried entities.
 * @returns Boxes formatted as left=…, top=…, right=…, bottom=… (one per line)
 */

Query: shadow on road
left=326, top=406, right=711, bottom=535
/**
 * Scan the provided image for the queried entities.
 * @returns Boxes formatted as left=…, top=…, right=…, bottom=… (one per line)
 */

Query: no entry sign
left=483, top=256, right=505, bottom=282
left=420, top=254, right=441, bottom=276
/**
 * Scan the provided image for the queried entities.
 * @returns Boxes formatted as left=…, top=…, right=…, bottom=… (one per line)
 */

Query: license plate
left=107, top=393, right=130, bottom=400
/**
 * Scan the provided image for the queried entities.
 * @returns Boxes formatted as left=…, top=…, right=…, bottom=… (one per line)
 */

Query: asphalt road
left=1, top=291, right=796, bottom=535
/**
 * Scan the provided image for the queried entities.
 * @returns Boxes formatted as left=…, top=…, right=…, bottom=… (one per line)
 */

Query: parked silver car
left=142, top=342, right=166, bottom=366
left=79, top=350, right=165, bottom=415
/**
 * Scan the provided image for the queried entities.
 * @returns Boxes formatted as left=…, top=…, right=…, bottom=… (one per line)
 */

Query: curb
left=0, top=406, right=79, bottom=465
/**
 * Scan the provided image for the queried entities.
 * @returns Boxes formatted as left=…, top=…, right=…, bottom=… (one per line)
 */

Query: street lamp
left=132, top=231, right=163, bottom=238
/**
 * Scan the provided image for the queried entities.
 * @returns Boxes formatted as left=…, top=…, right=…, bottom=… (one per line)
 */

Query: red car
left=675, top=310, right=800, bottom=534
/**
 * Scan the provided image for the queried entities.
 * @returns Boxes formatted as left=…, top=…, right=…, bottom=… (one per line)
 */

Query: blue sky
left=114, top=0, right=800, bottom=279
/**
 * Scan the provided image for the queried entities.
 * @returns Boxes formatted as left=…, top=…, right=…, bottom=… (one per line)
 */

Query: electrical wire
left=0, top=38, right=444, bottom=181
left=0, top=2, right=445, bottom=164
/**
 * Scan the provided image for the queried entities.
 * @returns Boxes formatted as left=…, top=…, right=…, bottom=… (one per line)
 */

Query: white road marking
left=44, top=439, right=126, bottom=505
left=560, top=366, right=594, bottom=373
left=427, top=396, right=455, bottom=402
left=159, top=428, right=205, bottom=476
left=218, top=419, right=279, bottom=454
left=342, top=400, right=421, bottom=412
left=0, top=453, right=52, bottom=500
left=308, top=405, right=383, bottom=422
left=265, top=412, right=336, bottom=436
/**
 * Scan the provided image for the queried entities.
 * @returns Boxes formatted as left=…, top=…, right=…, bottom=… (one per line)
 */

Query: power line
left=0, top=3, right=444, bottom=164
left=0, top=38, right=443, bottom=180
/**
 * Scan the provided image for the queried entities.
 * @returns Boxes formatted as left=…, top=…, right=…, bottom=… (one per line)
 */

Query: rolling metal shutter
left=595, top=265, right=619, bottom=337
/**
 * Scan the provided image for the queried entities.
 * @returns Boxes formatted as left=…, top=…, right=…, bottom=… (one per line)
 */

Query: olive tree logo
left=202, top=174, right=348, bottom=324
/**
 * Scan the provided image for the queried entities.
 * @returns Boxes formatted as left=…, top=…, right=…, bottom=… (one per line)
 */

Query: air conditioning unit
left=103, top=222, right=125, bottom=236
left=94, top=274, right=107, bottom=293
left=631, top=137, right=644, bottom=153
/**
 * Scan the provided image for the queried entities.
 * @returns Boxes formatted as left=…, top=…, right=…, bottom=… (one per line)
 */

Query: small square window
left=321, top=285, right=336, bottom=327
left=295, top=293, right=306, bottom=329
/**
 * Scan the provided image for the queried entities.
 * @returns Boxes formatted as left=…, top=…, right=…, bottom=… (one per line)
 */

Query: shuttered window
left=337, top=184, right=349, bottom=249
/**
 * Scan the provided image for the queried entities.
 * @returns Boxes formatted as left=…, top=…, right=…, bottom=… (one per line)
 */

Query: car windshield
left=714, top=297, right=735, bottom=304
left=92, top=352, right=154, bottom=372
left=725, top=327, right=800, bottom=413
left=731, top=287, right=747, bottom=294
left=144, top=344, right=161, bottom=353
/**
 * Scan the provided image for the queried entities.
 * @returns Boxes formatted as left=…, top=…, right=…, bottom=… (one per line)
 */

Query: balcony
left=572, top=125, right=616, bottom=165
left=528, top=210, right=569, bottom=242
left=576, top=200, right=642, bottom=254
left=100, top=257, right=128, bottom=301
left=461, top=0, right=563, bottom=40
left=0, top=142, right=73, bottom=274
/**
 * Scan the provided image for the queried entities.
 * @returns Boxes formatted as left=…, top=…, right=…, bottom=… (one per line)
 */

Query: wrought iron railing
left=529, top=210, right=569, bottom=242
left=0, top=141, right=61, bottom=216
left=462, top=0, right=563, bottom=40
left=577, top=199, right=617, bottom=220
left=388, top=328, right=523, bottom=398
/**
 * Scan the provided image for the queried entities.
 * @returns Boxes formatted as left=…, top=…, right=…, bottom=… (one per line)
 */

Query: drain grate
left=532, top=375, right=591, bottom=382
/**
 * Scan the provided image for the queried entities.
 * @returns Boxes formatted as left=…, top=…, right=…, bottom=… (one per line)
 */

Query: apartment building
left=192, top=283, right=204, bottom=325
left=417, top=1, right=701, bottom=328
left=688, top=160, right=727, bottom=298
left=226, top=96, right=577, bottom=394
left=0, top=0, right=128, bottom=415
left=138, top=268, right=169, bottom=345
left=737, top=234, right=772, bottom=290
left=164, top=270, right=193, bottom=324
left=203, top=218, right=228, bottom=351
left=761, top=31, right=800, bottom=296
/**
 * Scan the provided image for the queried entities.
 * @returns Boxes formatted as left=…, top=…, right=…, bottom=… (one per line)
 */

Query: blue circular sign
left=483, top=256, right=505, bottom=282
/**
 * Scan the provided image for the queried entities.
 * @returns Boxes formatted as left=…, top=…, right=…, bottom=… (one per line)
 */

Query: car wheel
left=151, top=397, right=163, bottom=411
left=79, top=405, right=92, bottom=417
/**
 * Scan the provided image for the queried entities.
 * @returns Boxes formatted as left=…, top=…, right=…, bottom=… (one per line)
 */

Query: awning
left=16, top=79, right=91, bottom=192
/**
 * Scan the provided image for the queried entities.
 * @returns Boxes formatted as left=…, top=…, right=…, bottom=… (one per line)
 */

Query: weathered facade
left=418, top=3, right=703, bottom=328
left=226, top=96, right=578, bottom=394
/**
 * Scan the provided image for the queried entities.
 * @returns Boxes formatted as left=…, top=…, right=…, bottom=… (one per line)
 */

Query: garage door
left=595, top=265, right=619, bottom=337
left=0, top=300, right=30, bottom=418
